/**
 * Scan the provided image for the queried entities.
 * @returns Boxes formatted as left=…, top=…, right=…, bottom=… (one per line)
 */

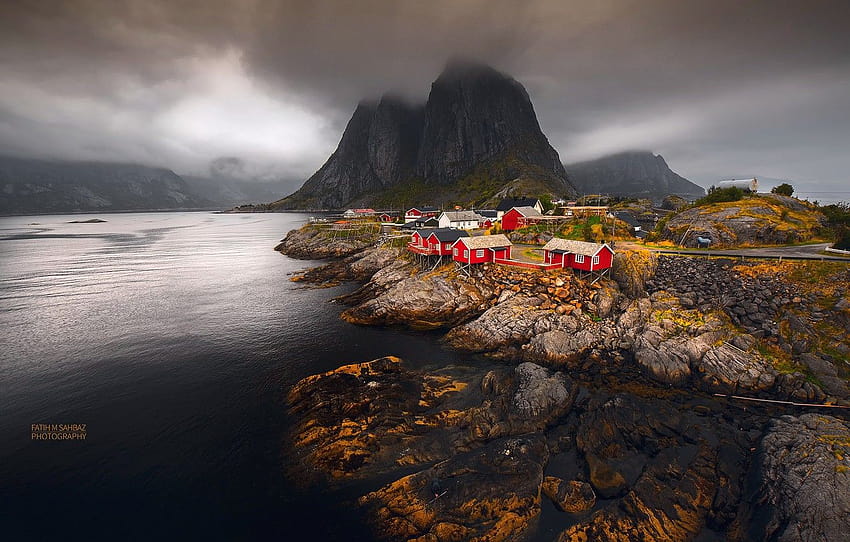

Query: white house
left=437, top=210, right=483, bottom=230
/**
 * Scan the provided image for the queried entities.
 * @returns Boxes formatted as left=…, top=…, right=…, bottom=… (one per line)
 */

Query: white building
left=437, top=210, right=483, bottom=229
left=717, top=178, right=758, bottom=192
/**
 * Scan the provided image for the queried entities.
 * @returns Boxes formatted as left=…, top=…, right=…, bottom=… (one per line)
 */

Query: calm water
left=0, top=212, right=473, bottom=540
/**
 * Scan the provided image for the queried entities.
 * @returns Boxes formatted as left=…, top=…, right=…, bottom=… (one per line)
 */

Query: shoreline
left=276, top=223, right=850, bottom=542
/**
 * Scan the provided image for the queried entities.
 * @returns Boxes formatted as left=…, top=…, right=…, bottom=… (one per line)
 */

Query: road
left=617, top=242, right=850, bottom=262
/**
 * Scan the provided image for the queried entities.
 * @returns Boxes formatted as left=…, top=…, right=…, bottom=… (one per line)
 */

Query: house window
left=592, top=255, right=600, bottom=265
left=445, top=243, right=451, bottom=250
left=575, top=254, right=585, bottom=263
left=464, top=249, right=469, bottom=258
left=453, top=248, right=458, bottom=256
left=476, top=249, right=485, bottom=258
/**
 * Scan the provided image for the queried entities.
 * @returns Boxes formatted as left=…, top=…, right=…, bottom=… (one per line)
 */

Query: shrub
left=695, top=186, right=745, bottom=205
left=771, top=183, right=794, bottom=197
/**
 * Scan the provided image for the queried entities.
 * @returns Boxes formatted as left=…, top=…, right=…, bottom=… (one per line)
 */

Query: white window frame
left=592, top=255, right=600, bottom=265
left=476, top=249, right=485, bottom=258
left=464, top=249, right=469, bottom=258
left=453, top=248, right=458, bottom=256
left=575, top=254, right=585, bottom=263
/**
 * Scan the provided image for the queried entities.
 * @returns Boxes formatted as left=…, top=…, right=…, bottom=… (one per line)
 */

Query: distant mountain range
left=563, top=151, right=705, bottom=201
left=0, top=155, right=296, bottom=214
left=272, top=60, right=578, bottom=210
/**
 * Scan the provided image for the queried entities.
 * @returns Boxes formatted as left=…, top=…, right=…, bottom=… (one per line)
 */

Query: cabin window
left=453, top=248, right=458, bottom=256
left=476, top=249, right=485, bottom=258
left=445, top=243, right=451, bottom=250
left=575, top=254, right=585, bottom=263
left=592, top=255, right=600, bottom=265
left=464, top=249, right=469, bottom=258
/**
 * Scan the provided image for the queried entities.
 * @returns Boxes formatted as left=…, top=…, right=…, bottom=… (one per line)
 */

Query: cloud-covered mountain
left=273, top=61, right=576, bottom=210
left=564, top=151, right=704, bottom=200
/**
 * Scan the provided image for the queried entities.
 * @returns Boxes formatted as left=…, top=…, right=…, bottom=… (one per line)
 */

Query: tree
left=771, top=183, right=794, bottom=197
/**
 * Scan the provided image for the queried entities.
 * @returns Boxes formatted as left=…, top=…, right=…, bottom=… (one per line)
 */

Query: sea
left=0, top=211, right=477, bottom=540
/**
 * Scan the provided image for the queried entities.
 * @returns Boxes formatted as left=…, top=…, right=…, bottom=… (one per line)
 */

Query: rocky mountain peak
left=274, top=61, right=575, bottom=210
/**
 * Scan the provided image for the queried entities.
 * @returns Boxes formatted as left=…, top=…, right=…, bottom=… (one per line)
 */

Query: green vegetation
left=695, top=186, right=745, bottom=205
left=771, top=183, right=794, bottom=197
left=819, top=202, right=850, bottom=250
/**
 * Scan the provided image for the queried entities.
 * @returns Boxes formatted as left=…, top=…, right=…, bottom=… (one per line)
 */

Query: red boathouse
left=452, top=234, right=513, bottom=264
left=542, top=239, right=614, bottom=271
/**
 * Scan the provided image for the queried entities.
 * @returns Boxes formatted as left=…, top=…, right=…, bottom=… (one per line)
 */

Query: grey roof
left=542, top=238, right=612, bottom=256
left=497, top=197, right=541, bottom=211
left=454, top=234, right=512, bottom=249
left=408, top=206, right=440, bottom=212
left=428, top=228, right=471, bottom=242
left=510, top=206, right=543, bottom=217
left=440, top=210, right=483, bottom=222
left=477, top=210, right=498, bottom=218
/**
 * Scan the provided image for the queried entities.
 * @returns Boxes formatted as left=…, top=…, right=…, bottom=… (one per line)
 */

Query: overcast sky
left=1, top=0, right=848, bottom=197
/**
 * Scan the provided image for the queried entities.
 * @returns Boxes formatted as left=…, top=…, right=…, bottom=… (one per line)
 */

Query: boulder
left=542, top=477, right=596, bottom=513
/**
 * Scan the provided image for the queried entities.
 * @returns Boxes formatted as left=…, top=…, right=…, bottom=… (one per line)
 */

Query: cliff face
left=274, top=61, right=576, bottom=210
left=274, top=98, right=423, bottom=209
left=414, top=61, right=571, bottom=192
left=565, top=151, right=704, bottom=200
left=0, top=156, right=212, bottom=214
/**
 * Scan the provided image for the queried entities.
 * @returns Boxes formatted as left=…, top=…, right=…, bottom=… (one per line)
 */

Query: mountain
left=0, top=156, right=213, bottom=214
left=273, top=61, right=576, bottom=210
left=564, top=151, right=704, bottom=201
left=275, top=96, right=423, bottom=209
left=181, top=175, right=299, bottom=207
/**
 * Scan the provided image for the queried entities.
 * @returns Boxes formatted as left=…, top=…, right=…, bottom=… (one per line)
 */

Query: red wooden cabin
left=425, top=229, right=470, bottom=256
left=501, top=206, right=543, bottom=231
left=452, top=235, right=513, bottom=264
left=542, top=239, right=614, bottom=271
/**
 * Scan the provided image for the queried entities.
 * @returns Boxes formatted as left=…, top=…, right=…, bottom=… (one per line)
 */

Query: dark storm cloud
left=1, top=0, right=848, bottom=194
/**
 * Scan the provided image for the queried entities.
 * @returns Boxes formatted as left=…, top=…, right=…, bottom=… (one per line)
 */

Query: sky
left=1, top=0, right=849, bottom=197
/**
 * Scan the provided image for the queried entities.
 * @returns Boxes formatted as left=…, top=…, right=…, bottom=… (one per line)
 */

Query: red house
left=452, top=234, right=513, bottom=264
left=405, top=206, right=440, bottom=222
left=426, top=229, right=470, bottom=256
left=542, top=239, right=615, bottom=271
left=501, top=206, right=543, bottom=231
left=379, top=213, right=396, bottom=222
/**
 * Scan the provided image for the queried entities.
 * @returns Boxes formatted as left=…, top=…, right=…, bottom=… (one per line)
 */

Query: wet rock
left=542, top=477, right=596, bottom=513
left=749, top=414, right=850, bottom=542
left=586, top=453, right=628, bottom=499
left=275, top=225, right=377, bottom=258
left=359, top=436, right=549, bottom=542
left=341, top=266, right=494, bottom=329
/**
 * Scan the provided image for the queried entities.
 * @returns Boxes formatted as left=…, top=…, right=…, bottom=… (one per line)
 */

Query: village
left=327, top=197, right=623, bottom=283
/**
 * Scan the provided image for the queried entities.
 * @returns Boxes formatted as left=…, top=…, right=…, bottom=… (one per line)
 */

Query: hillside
left=0, top=156, right=214, bottom=214
left=657, top=193, right=826, bottom=247
left=564, top=151, right=704, bottom=201
left=272, top=60, right=577, bottom=210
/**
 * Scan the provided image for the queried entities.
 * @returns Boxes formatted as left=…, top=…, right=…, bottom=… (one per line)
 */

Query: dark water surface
left=0, top=212, right=474, bottom=540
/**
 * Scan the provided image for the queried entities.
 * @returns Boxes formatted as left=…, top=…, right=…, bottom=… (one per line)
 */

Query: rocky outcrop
left=286, top=357, right=575, bottom=484
left=660, top=194, right=825, bottom=247
left=340, top=266, right=495, bottom=329
left=542, top=477, right=596, bottom=513
left=291, top=246, right=401, bottom=286
left=274, top=224, right=378, bottom=259
left=557, top=395, right=748, bottom=542
left=359, top=436, right=549, bottom=542
left=564, top=151, right=704, bottom=201
left=749, top=414, right=850, bottom=542
left=273, top=60, right=576, bottom=210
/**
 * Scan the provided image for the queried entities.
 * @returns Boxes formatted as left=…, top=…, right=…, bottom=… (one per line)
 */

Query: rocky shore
left=278, top=228, right=850, bottom=541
